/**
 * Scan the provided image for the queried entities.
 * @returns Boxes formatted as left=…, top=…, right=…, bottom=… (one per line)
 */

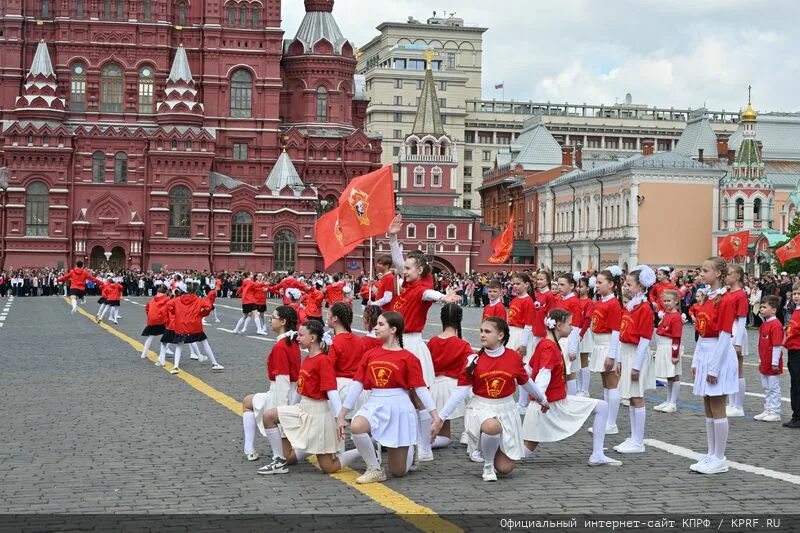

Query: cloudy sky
left=283, top=0, right=800, bottom=113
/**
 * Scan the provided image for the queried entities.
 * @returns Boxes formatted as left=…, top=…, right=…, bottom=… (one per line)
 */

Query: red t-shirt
left=238, top=279, right=256, bottom=305
left=297, top=354, right=338, bottom=400
left=353, top=348, right=426, bottom=390
left=482, top=301, right=507, bottom=321
left=785, top=310, right=800, bottom=350
left=58, top=268, right=100, bottom=291
left=206, top=289, right=217, bottom=307
left=457, top=347, right=529, bottom=399
left=329, top=332, right=364, bottom=379
left=695, top=294, right=735, bottom=338
left=325, top=281, right=346, bottom=305
left=165, top=294, right=211, bottom=334
left=758, top=318, right=784, bottom=376
left=251, top=282, right=267, bottom=306
left=620, top=301, right=654, bottom=344
left=267, top=337, right=302, bottom=382
left=393, top=275, right=434, bottom=333
left=592, top=296, right=623, bottom=334
left=529, top=338, right=566, bottom=403
left=145, top=294, right=169, bottom=326
left=428, top=335, right=474, bottom=379
left=554, top=294, right=583, bottom=330
left=649, top=281, right=678, bottom=313
left=302, top=289, right=324, bottom=318
left=508, top=294, right=535, bottom=329
left=105, top=283, right=123, bottom=301
left=289, top=303, right=307, bottom=326
left=533, top=290, right=556, bottom=338
left=729, top=289, right=749, bottom=319
left=656, top=311, right=683, bottom=341
left=360, top=335, right=383, bottom=353
left=375, top=272, right=396, bottom=313
left=579, top=298, right=594, bottom=338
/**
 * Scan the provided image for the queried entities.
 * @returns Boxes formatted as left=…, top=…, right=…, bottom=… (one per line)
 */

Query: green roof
left=398, top=205, right=479, bottom=220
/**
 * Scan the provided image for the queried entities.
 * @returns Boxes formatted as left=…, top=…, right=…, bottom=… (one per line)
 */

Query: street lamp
left=0, top=167, right=8, bottom=272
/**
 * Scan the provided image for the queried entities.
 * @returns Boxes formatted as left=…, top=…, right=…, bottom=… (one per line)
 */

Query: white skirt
left=432, top=375, right=465, bottom=419
left=464, top=396, right=524, bottom=461
left=580, top=329, right=595, bottom=354
left=277, top=397, right=339, bottom=455
left=354, top=388, right=418, bottom=448
left=508, top=326, right=527, bottom=353
left=653, top=334, right=682, bottom=379
left=692, top=337, right=739, bottom=397
left=522, top=396, right=598, bottom=442
left=560, top=337, right=579, bottom=375
left=617, top=343, right=656, bottom=399
left=337, top=377, right=369, bottom=419
left=253, top=382, right=294, bottom=437
left=589, top=333, right=611, bottom=373
left=403, top=332, right=435, bottom=387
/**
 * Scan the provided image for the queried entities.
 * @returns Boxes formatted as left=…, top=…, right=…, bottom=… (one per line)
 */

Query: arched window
left=143, top=0, right=151, bottom=19
left=239, top=5, right=248, bottom=27
left=227, top=4, right=235, bottom=25
left=447, top=224, right=457, bottom=239
left=26, top=182, right=49, bottom=237
left=754, top=198, right=762, bottom=222
left=176, top=1, right=186, bottom=25
left=115, top=0, right=124, bottom=19
left=92, top=151, right=106, bottom=182
left=169, top=185, right=191, bottom=238
left=414, top=166, right=424, bottom=187
left=230, top=69, right=252, bottom=118
left=316, top=86, right=328, bottom=122
left=138, top=66, right=154, bottom=113
left=431, top=167, right=442, bottom=187
left=252, top=7, right=260, bottom=27
left=406, top=224, right=416, bottom=239
left=41, top=0, right=50, bottom=18
left=427, top=224, right=436, bottom=239
left=69, top=63, right=87, bottom=111
left=114, top=152, right=128, bottom=183
left=100, top=64, right=124, bottom=112
left=274, top=230, right=296, bottom=272
left=625, top=198, right=630, bottom=224
left=103, top=0, right=112, bottom=18
left=76, top=0, right=84, bottom=17
left=736, top=198, right=745, bottom=221
left=231, top=211, right=253, bottom=252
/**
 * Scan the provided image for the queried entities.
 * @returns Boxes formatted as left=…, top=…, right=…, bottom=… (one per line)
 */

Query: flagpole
left=369, top=236, right=374, bottom=284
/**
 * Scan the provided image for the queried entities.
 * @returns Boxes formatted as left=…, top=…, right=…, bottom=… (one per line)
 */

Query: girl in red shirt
left=507, top=272, right=536, bottom=359
left=726, top=264, right=749, bottom=418
left=359, top=304, right=384, bottom=353
left=336, top=311, right=442, bottom=485
left=577, top=276, right=595, bottom=397
left=428, top=303, right=474, bottom=449
left=554, top=273, right=584, bottom=396
left=653, top=290, right=684, bottom=413
left=614, top=265, right=655, bottom=454
left=303, top=280, right=325, bottom=322
left=140, top=285, right=169, bottom=359
left=242, top=306, right=301, bottom=463
left=589, top=268, right=624, bottom=434
left=434, top=317, right=546, bottom=482
left=328, top=302, right=369, bottom=419
left=689, top=257, right=739, bottom=475
left=522, top=309, right=622, bottom=466
left=532, top=270, right=557, bottom=354
left=786, top=284, right=800, bottom=427
left=286, top=288, right=307, bottom=326
left=162, top=282, right=217, bottom=374
left=257, top=319, right=343, bottom=475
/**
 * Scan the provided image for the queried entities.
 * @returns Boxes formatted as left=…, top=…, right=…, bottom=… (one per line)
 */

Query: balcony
left=404, top=154, right=455, bottom=163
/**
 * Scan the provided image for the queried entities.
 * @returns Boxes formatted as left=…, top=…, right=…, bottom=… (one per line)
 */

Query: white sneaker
left=696, top=456, right=729, bottom=474
left=614, top=439, right=646, bottom=454
left=190, top=354, right=200, bottom=361
left=140, top=352, right=148, bottom=359
left=727, top=406, right=745, bottom=418
left=653, top=401, right=668, bottom=412
left=482, top=463, right=497, bottom=482
left=660, top=403, right=678, bottom=413
left=754, top=411, right=769, bottom=421
left=257, top=457, right=289, bottom=475
left=690, top=455, right=711, bottom=472
left=588, top=424, right=618, bottom=435
left=170, top=367, right=180, bottom=375
left=355, top=467, right=386, bottom=484
left=155, top=361, right=163, bottom=367
left=588, top=454, right=623, bottom=466
left=762, top=412, right=782, bottom=422
left=257, top=330, right=269, bottom=336
left=215, top=318, right=221, bottom=323
left=212, top=364, right=224, bottom=371
left=417, top=450, right=434, bottom=462
left=470, top=450, right=485, bottom=463
left=621, top=399, right=630, bottom=407
left=245, top=451, right=260, bottom=461
left=166, top=350, right=175, bottom=355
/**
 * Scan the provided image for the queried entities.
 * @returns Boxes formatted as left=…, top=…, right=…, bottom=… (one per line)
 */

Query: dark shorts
left=242, top=303, right=257, bottom=314
left=142, top=324, right=167, bottom=336
left=97, top=297, right=107, bottom=304
left=107, top=300, right=120, bottom=307
left=69, top=288, right=86, bottom=298
left=172, top=332, right=208, bottom=344
left=256, top=304, right=267, bottom=313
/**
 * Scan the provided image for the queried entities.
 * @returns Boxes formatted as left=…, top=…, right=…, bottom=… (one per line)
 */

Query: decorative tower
left=156, top=44, right=204, bottom=126
left=14, top=40, right=66, bottom=121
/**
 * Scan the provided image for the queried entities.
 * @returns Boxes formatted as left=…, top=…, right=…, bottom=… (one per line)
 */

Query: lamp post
left=0, top=167, right=8, bottom=272
left=208, top=190, right=215, bottom=274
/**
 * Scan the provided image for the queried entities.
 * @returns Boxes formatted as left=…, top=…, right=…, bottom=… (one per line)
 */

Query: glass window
left=168, top=185, right=191, bottom=238
left=100, top=64, right=124, bottom=112
left=104, top=0, right=112, bottom=18
left=393, top=112, right=402, bottom=123
left=394, top=79, right=402, bottom=89
left=227, top=4, right=235, bottom=25
left=143, top=0, right=150, bottom=19
left=754, top=198, right=762, bottom=221
left=736, top=198, right=744, bottom=221
left=447, top=226, right=456, bottom=239
left=41, top=0, right=50, bottom=18
left=274, top=230, right=296, bottom=272
left=92, top=151, right=105, bottom=182
left=177, top=2, right=186, bottom=25
left=406, top=225, right=416, bottom=239
left=447, top=52, right=456, bottom=69
left=439, top=98, right=446, bottom=108
left=464, top=150, right=472, bottom=161
left=69, top=64, right=86, bottom=111
left=116, top=0, right=124, bottom=19
left=414, top=168, right=424, bottom=187
left=463, top=183, right=472, bottom=193
left=431, top=168, right=442, bottom=187
left=409, top=59, right=426, bottom=70
left=25, top=182, right=49, bottom=237
left=482, top=150, right=492, bottom=161
left=231, top=212, right=253, bottom=252
left=230, top=69, right=253, bottom=117
left=239, top=5, right=247, bottom=27
left=252, top=7, right=260, bottom=27
left=427, top=225, right=436, bottom=239
left=114, top=152, right=128, bottom=183
left=464, top=167, right=472, bottom=177
left=76, top=0, right=84, bottom=17
left=394, top=95, right=402, bottom=105
left=394, top=58, right=406, bottom=69
left=316, top=86, right=328, bottom=122
left=233, top=143, right=248, bottom=160
left=393, top=129, right=402, bottom=139
left=463, top=199, right=472, bottom=210
left=392, top=146, right=400, bottom=156
left=138, top=66, right=154, bottom=113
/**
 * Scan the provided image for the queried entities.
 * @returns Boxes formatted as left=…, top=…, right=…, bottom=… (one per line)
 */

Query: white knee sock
left=234, top=316, right=246, bottom=332
left=352, top=433, right=380, bottom=469
left=242, top=316, right=252, bottom=333
left=591, top=400, right=609, bottom=456
left=71, top=297, right=78, bottom=312
left=705, top=418, right=715, bottom=456
left=256, top=317, right=264, bottom=332
left=294, top=449, right=309, bottom=462
left=417, top=409, right=433, bottom=456
left=201, top=340, right=219, bottom=366
left=338, top=448, right=363, bottom=468
left=158, top=343, right=167, bottom=365
left=265, top=427, right=285, bottom=459
left=607, top=388, right=621, bottom=427
left=480, top=433, right=502, bottom=467
left=190, top=343, right=201, bottom=357
left=713, top=418, right=728, bottom=459
left=580, top=367, right=591, bottom=394
left=432, top=436, right=451, bottom=449
left=96, top=304, right=106, bottom=318
left=633, top=407, right=646, bottom=446
left=737, top=378, right=746, bottom=410
left=567, top=380, right=577, bottom=396
left=405, top=446, right=414, bottom=474
left=243, top=412, right=257, bottom=454
left=173, top=344, right=183, bottom=369
left=522, top=446, right=536, bottom=458
left=669, top=381, right=680, bottom=404
left=628, top=405, right=636, bottom=440
left=141, top=335, right=155, bottom=358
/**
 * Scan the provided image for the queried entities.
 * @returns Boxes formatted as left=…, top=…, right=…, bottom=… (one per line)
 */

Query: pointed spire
left=156, top=44, right=204, bottom=125
left=14, top=39, right=65, bottom=118
left=266, top=151, right=305, bottom=195
left=168, top=44, right=193, bottom=83
left=30, top=40, right=55, bottom=78
left=412, top=65, right=445, bottom=136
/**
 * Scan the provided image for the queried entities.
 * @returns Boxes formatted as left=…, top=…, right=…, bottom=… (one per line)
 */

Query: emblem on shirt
left=697, top=316, right=707, bottom=336
left=296, top=376, right=305, bottom=394
left=349, top=188, right=370, bottom=226
left=372, top=366, right=392, bottom=387
left=508, top=307, right=517, bottom=322
left=485, top=377, right=506, bottom=398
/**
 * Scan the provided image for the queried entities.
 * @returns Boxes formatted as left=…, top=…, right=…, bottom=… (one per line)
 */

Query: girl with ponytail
left=328, top=302, right=369, bottom=420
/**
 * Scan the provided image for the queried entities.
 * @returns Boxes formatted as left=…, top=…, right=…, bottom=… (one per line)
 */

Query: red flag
left=718, top=230, right=749, bottom=260
left=488, top=215, right=514, bottom=264
left=336, top=166, right=396, bottom=247
left=776, top=234, right=800, bottom=264
left=315, top=209, right=361, bottom=270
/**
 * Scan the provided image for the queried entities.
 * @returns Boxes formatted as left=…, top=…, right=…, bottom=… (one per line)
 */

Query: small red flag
left=315, top=209, right=361, bottom=270
left=718, top=230, right=750, bottom=260
left=776, top=234, right=800, bottom=265
left=336, top=166, right=396, bottom=247
left=488, top=215, right=514, bottom=264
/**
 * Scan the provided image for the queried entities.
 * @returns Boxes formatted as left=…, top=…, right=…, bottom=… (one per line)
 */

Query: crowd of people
left=31, top=215, right=800, bottom=483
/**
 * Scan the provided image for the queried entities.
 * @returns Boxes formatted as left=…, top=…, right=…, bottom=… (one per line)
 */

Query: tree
left=774, top=213, right=800, bottom=274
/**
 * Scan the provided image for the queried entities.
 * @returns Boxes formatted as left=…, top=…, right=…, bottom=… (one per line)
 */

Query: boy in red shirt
left=785, top=284, right=800, bottom=428
left=482, top=280, right=507, bottom=321
left=756, top=295, right=784, bottom=422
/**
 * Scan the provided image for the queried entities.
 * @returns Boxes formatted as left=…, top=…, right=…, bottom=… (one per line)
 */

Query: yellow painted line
left=64, top=297, right=462, bottom=533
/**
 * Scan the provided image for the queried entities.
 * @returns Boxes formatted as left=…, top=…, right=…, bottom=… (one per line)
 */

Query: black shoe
left=784, top=419, right=800, bottom=428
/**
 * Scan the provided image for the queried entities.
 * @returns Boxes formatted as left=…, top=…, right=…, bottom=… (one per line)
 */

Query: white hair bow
left=607, top=265, right=623, bottom=278
left=544, top=316, right=557, bottom=330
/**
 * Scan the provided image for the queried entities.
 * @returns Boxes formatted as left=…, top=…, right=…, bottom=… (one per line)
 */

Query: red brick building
left=0, top=0, right=381, bottom=272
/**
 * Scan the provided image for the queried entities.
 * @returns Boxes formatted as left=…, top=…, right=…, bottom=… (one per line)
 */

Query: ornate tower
left=14, top=40, right=66, bottom=121
left=156, top=44, right=205, bottom=127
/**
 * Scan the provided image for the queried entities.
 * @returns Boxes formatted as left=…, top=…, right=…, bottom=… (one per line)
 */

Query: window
left=431, top=167, right=442, bottom=187
left=168, top=185, right=191, bottom=238
left=463, top=199, right=472, bottom=209
left=439, top=81, right=447, bottom=91
left=92, top=151, right=106, bottom=182
left=104, top=0, right=112, bottom=18
left=478, top=133, right=493, bottom=144
left=482, top=150, right=492, bottom=161
left=227, top=4, right=235, bottom=24
left=447, top=52, right=456, bottom=69
left=252, top=7, right=260, bottom=27
left=414, top=167, right=424, bottom=187
left=230, top=69, right=253, bottom=117
left=393, top=129, right=402, bottom=139
left=463, top=183, right=472, bottom=194
left=116, top=0, right=124, bottom=19
left=416, top=80, right=424, bottom=90
left=231, top=212, right=253, bottom=253
left=441, top=115, right=447, bottom=124
left=185, top=140, right=192, bottom=151
left=394, top=95, right=403, bottom=106
left=394, top=58, right=406, bottom=70
left=736, top=198, right=744, bottom=221
left=392, top=146, right=400, bottom=156
left=409, top=59, right=425, bottom=70
left=439, top=98, right=446, bottom=108
left=100, top=64, right=124, bottom=112
left=464, top=131, right=475, bottom=143
left=447, top=225, right=456, bottom=239
left=754, top=198, right=762, bottom=221
left=239, top=5, right=247, bottom=27
left=464, top=149, right=472, bottom=161
left=233, top=143, right=248, bottom=160
left=76, top=0, right=84, bottom=17
left=316, top=86, right=328, bottom=122
left=393, top=112, right=402, bottom=123
left=274, top=230, right=296, bottom=272
left=25, top=182, right=49, bottom=237
left=41, top=0, right=50, bottom=18
left=464, top=167, right=472, bottom=177
left=605, top=138, right=619, bottom=149
left=427, top=224, right=436, bottom=239
left=69, top=64, right=86, bottom=111
left=496, top=134, right=511, bottom=145
left=394, top=79, right=402, bottom=89
left=406, top=224, right=416, bottom=239
left=482, top=167, right=490, bottom=176
left=138, top=66, right=154, bottom=113
left=143, top=0, right=150, bottom=19
left=177, top=2, right=187, bottom=25
left=114, top=152, right=128, bottom=183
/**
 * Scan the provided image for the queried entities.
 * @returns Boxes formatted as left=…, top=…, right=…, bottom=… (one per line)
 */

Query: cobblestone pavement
left=1, top=295, right=798, bottom=524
